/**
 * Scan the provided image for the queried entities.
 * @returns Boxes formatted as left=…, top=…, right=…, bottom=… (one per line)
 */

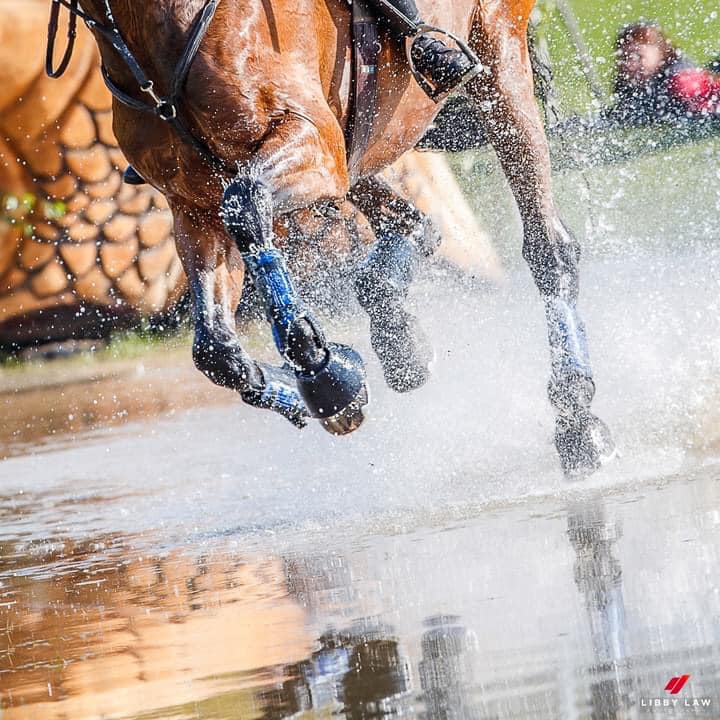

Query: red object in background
left=665, top=675, right=691, bottom=694
left=669, top=67, right=720, bottom=113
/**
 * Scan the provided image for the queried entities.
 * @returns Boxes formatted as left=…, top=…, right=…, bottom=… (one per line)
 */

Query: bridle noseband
left=46, top=0, right=232, bottom=174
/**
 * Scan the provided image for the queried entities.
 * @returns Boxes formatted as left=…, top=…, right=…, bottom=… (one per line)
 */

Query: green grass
left=0, top=325, right=191, bottom=380
left=540, top=0, right=720, bottom=112
left=454, top=129, right=720, bottom=270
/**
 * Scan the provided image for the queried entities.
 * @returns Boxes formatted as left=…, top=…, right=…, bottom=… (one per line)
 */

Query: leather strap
left=46, top=0, right=79, bottom=78
left=172, top=0, right=221, bottom=100
left=347, top=1, right=381, bottom=178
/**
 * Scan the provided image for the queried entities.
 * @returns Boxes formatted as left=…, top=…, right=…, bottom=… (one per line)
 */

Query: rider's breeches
left=365, top=0, right=421, bottom=35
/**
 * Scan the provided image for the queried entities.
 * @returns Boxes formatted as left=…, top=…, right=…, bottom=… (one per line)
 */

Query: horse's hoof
left=320, top=384, right=369, bottom=436
left=371, top=315, right=434, bottom=393
left=556, top=413, right=616, bottom=479
left=296, top=343, right=367, bottom=420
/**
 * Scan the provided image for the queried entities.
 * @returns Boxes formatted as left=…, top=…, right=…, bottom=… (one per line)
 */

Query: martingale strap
left=45, top=0, right=232, bottom=174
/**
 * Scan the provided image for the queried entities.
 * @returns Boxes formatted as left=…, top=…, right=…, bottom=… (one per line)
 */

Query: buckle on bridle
left=157, top=103, right=178, bottom=121
left=140, top=80, right=177, bottom=121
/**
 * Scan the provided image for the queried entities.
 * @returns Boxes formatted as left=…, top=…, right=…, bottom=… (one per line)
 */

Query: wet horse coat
left=51, top=0, right=614, bottom=473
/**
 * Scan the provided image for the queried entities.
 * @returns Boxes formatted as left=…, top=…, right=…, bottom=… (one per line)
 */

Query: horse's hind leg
left=350, top=176, right=438, bottom=392
left=467, top=2, right=615, bottom=475
left=173, top=205, right=309, bottom=428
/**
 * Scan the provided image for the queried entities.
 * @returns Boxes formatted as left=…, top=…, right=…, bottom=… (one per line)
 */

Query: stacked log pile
left=0, top=2, right=183, bottom=349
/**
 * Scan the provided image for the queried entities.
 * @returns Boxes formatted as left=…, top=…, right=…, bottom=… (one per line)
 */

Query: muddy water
left=1, top=247, right=720, bottom=719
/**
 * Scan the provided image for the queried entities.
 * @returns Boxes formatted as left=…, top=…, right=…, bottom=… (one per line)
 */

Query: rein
left=46, top=0, right=232, bottom=174
left=46, top=0, right=80, bottom=78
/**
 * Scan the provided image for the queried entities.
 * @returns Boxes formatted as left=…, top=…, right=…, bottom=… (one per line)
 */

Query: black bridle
left=46, top=0, right=232, bottom=174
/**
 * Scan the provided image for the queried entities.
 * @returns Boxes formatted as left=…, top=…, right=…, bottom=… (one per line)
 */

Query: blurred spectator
left=608, top=21, right=720, bottom=125
left=420, top=19, right=720, bottom=152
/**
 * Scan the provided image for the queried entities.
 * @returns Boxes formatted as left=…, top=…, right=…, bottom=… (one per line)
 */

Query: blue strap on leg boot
left=243, top=246, right=367, bottom=430
left=545, top=298, right=615, bottom=476
left=241, top=362, right=310, bottom=429
left=243, top=247, right=320, bottom=362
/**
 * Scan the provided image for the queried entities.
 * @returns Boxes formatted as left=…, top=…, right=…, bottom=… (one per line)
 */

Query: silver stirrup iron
left=407, top=24, right=482, bottom=101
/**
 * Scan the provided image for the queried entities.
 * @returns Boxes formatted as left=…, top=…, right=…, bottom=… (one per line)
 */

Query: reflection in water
left=1, top=477, right=719, bottom=719
left=418, top=615, right=481, bottom=720
left=342, top=623, right=412, bottom=719
left=259, top=507, right=636, bottom=720
left=568, top=502, right=633, bottom=720
left=0, top=539, right=312, bottom=720
left=259, top=620, right=411, bottom=719
left=283, top=553, right=356, bottom=619
left=260, top=629, right=352, bottom=717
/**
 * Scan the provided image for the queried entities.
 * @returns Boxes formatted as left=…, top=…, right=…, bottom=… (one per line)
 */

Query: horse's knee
left=353, top=186, right=437, bottom=311
left=220, top=173, right=274, bottom=253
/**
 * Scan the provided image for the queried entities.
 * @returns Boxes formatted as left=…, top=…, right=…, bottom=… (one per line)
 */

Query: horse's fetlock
left=193, top=334, right=259, bottom=392
left=548, top=371, right=596, bottom=417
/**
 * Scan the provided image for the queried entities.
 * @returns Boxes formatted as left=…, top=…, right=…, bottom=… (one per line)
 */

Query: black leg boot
left=364, top=0, right=482, bottom=100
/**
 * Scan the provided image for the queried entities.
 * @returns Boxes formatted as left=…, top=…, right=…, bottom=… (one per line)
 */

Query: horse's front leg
left=219, top=116, right=369, bottom=435
left=467, top=2, right=615, bottom=475
left=173, top=205, right=310, bottom=428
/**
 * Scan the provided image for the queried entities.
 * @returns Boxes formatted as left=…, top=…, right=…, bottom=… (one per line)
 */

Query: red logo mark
left=665, top=675, right=691, bottom=695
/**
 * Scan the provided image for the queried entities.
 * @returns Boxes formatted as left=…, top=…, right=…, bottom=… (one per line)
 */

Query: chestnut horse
left=46, top=0, right=614, bottom=474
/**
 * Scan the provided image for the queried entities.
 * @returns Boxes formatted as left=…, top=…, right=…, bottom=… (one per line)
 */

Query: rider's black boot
left=410, top=35, right=480, bottom=100
left=365, top=0, right=481, bottom=100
